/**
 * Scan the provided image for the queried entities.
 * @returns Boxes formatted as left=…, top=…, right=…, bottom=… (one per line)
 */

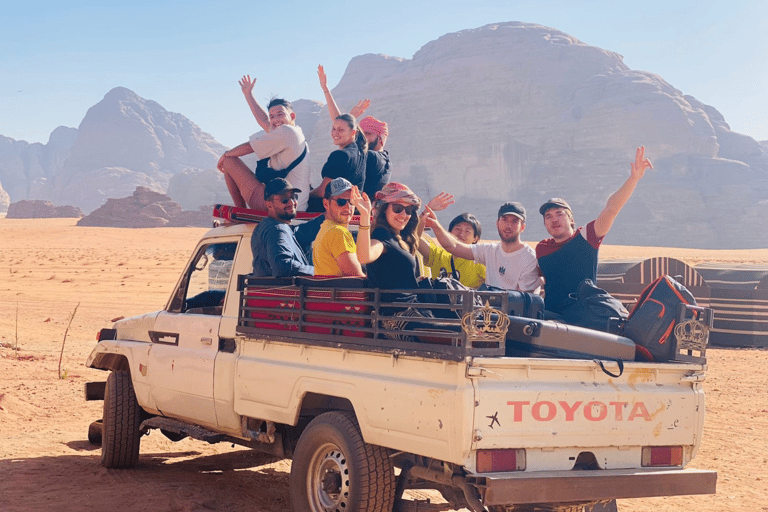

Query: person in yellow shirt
left=420, top=211, right=486, bottom=288
left=312, top=178, right=366, bottom=277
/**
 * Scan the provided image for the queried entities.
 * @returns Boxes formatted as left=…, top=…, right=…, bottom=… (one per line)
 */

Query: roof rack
left=213, top=204, right=364, bottom=225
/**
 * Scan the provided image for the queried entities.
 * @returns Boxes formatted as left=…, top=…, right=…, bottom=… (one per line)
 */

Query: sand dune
left=0, top=218, right=765, bottom=512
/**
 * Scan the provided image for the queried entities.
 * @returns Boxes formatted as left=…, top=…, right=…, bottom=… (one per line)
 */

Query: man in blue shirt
left=251, top=178, right=314, bottom=277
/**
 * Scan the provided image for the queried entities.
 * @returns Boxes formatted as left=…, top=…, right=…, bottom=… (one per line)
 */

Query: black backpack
left=557, top=279, right=629, bottom=333
left=622, top=275, right=697, bottom=362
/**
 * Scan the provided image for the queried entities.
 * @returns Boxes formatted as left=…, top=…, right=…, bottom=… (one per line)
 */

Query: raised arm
left=594, top=146, right=653, bottom=238
left=423, top=207, right=475, bottom=261
left=349, top=99, right=370, bottom=118
left=416, top=191, right=455, bottom=248
left=239, top=75, right=271, bottom=132
left=318, top=65, right=370, bottom=119
left=318, top=65, right=342, bottom=120
left=349, top=187, right=384, bottom=264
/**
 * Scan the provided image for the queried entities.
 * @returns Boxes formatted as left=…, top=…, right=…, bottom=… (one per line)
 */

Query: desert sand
left=0, top=218, right=766, bottom=512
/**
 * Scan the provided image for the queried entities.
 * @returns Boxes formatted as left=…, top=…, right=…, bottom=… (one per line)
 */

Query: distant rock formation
left=6, top=200, right=83, bottom=219
left=0, top=87, right=228, bottom=213
left=0, top=127, right=78, bottom=205
left=310, top=22, right=768, bottom=248
left=291, top=99, right=324, bottom=144
left=77, top=186, right=212, bottom=228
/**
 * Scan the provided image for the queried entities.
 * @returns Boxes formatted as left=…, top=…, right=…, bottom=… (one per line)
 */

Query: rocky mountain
left=0, top=126, right=77, bottom=212
left=2, top=22, right=766, bottom=247
left=0, top=87, right=228, bottom=213
left=309, top=22, right=768, bottom=248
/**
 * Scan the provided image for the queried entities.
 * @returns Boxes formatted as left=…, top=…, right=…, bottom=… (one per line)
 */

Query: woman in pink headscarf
left=352, top=182, right=422, bottom=292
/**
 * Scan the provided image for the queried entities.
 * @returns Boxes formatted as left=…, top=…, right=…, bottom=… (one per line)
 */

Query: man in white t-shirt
left=217, top=77, right=310, bottom=211
left=423, top=202, right=542, bottom=292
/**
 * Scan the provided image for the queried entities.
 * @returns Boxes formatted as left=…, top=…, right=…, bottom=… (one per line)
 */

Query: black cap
left=264, top=178, right=301, bottom=201
left=539, top=198, right=571, bottom=216
left=497, top=202, right=526, bottom=221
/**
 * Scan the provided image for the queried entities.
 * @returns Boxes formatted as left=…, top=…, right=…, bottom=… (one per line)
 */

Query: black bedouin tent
left=597, top=258, right=768, bottom=347
left=692, top=263, right=768, bottom=347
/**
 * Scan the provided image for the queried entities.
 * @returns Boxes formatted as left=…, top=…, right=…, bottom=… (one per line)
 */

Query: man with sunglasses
left=423, top=202, right=541, bottom=293
left=251, top=178, right=314, bottom=278
left=312, top=178, right=365, bottom=277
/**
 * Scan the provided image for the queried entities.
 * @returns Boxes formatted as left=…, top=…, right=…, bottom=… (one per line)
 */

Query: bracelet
left=359, top=225, right=370, bottom=230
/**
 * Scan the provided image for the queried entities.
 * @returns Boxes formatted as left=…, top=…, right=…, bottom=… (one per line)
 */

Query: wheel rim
left=307, top=443, right=351, bottom=512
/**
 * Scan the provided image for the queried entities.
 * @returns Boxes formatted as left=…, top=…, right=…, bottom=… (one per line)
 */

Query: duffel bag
left=556, top=279, right=629, bottom=333
left=623, top=275, right=696, bottom=362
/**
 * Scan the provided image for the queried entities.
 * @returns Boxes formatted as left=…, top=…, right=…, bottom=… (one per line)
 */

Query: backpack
left=622, top=275, right=697, bottom=362
left=557, top=279, right=629, bottom=333
left=417, top=277, right=483, bottom=319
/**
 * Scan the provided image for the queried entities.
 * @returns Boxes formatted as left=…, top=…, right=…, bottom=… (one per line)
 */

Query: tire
left=289, top=411, right=396, bottom=512
left=88, top=419, right=103, bottom=445
left=101, top=370, right=142, bottom=468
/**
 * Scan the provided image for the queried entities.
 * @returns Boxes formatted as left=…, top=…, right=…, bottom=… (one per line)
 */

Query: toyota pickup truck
left=84, top=209, right=716, bottom=512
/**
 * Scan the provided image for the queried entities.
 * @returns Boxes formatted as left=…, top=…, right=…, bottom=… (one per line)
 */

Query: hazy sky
left=2, top=0, right=766, bottom=149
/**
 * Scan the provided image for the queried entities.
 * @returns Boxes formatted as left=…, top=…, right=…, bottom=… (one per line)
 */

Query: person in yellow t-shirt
left=312, top=178, right=366, bottom=277
left=420, top=212, right=486, bottom=288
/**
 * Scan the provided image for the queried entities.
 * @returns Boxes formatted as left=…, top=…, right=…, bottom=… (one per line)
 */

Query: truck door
left=148, top=241, right=237, bottom=427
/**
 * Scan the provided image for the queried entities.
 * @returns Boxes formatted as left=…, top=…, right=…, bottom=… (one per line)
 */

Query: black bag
left=417, top=277, right=482, bottom=319
left=254, top=144, right=308, bottom=184
left=623, top=275, right=696, bottom=362
left=556, top=279, right=628, bottom=333
left=480, top=284, right=545, bottom=319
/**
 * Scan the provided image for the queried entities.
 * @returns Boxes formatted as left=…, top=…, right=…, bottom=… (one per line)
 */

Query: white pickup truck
left=85, top=218, right=716, bottom=512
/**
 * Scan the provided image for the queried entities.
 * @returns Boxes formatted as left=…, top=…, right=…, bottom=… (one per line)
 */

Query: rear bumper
left=471, top=468, right=717, bottom=506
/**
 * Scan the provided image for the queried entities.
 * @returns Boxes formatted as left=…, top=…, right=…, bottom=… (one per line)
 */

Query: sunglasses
left=274, top=194, right=298, bottom=205
left=333, top=198, right=350, bottom=207
left=389, top=203, right=418, bottom=216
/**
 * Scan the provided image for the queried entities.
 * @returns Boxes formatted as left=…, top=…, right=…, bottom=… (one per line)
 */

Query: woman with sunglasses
left=352, top=182, right=423, bottom=293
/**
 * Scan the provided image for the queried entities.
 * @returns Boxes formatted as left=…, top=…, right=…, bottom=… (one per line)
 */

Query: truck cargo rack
left=237, top=275, right=511, bottom=361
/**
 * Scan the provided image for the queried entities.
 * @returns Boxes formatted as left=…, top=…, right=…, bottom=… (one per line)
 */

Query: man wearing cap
left=312, top=178, right=365, bottom=277
left=536, top=146, right=653, bottom=316
left=251, top=178, right=314, bottom=278
left=217, top=77, right=310, bottom=211
left=423, top=202, right=541, bottom=292
left=359, top=116, right=392, bottom=200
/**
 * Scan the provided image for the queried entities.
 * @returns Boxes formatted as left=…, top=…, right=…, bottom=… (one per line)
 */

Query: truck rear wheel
left=289, top=411, right=396, bottom=512
left=101, top=370, right=142, bottom=468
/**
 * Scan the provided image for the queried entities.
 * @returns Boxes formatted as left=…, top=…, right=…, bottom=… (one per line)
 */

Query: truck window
left=176, top=242, right=237, bottom=315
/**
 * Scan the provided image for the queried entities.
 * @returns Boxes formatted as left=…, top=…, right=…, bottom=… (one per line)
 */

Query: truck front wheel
left=101, top=370, right=142, bottom=468
left=289, top=411, right=396, bottom=512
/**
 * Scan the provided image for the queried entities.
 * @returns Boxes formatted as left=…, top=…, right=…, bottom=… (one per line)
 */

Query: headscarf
left=374, top=182, right=421, bottom=207
left=359, top=116, right=389, bottom=147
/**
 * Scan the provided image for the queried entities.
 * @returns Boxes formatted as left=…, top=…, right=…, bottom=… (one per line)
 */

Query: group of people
left=217, top=70, right=653, bottom=319
left=217, top=66, right=391, bottom=214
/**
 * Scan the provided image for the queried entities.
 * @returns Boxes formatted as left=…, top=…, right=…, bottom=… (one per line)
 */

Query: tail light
left=476, top=449, right=526, bottom=473
left=642, top=446, right=683, bottom=467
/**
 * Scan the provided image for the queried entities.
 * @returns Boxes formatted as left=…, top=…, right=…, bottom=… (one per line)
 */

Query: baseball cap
left=264, top=178, right=301, bottom=201
left=324, top=177, right=353, bottom=199
left=497, top=202, right=526, bottom=221
left=539, top=198, right=572, bottom=216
